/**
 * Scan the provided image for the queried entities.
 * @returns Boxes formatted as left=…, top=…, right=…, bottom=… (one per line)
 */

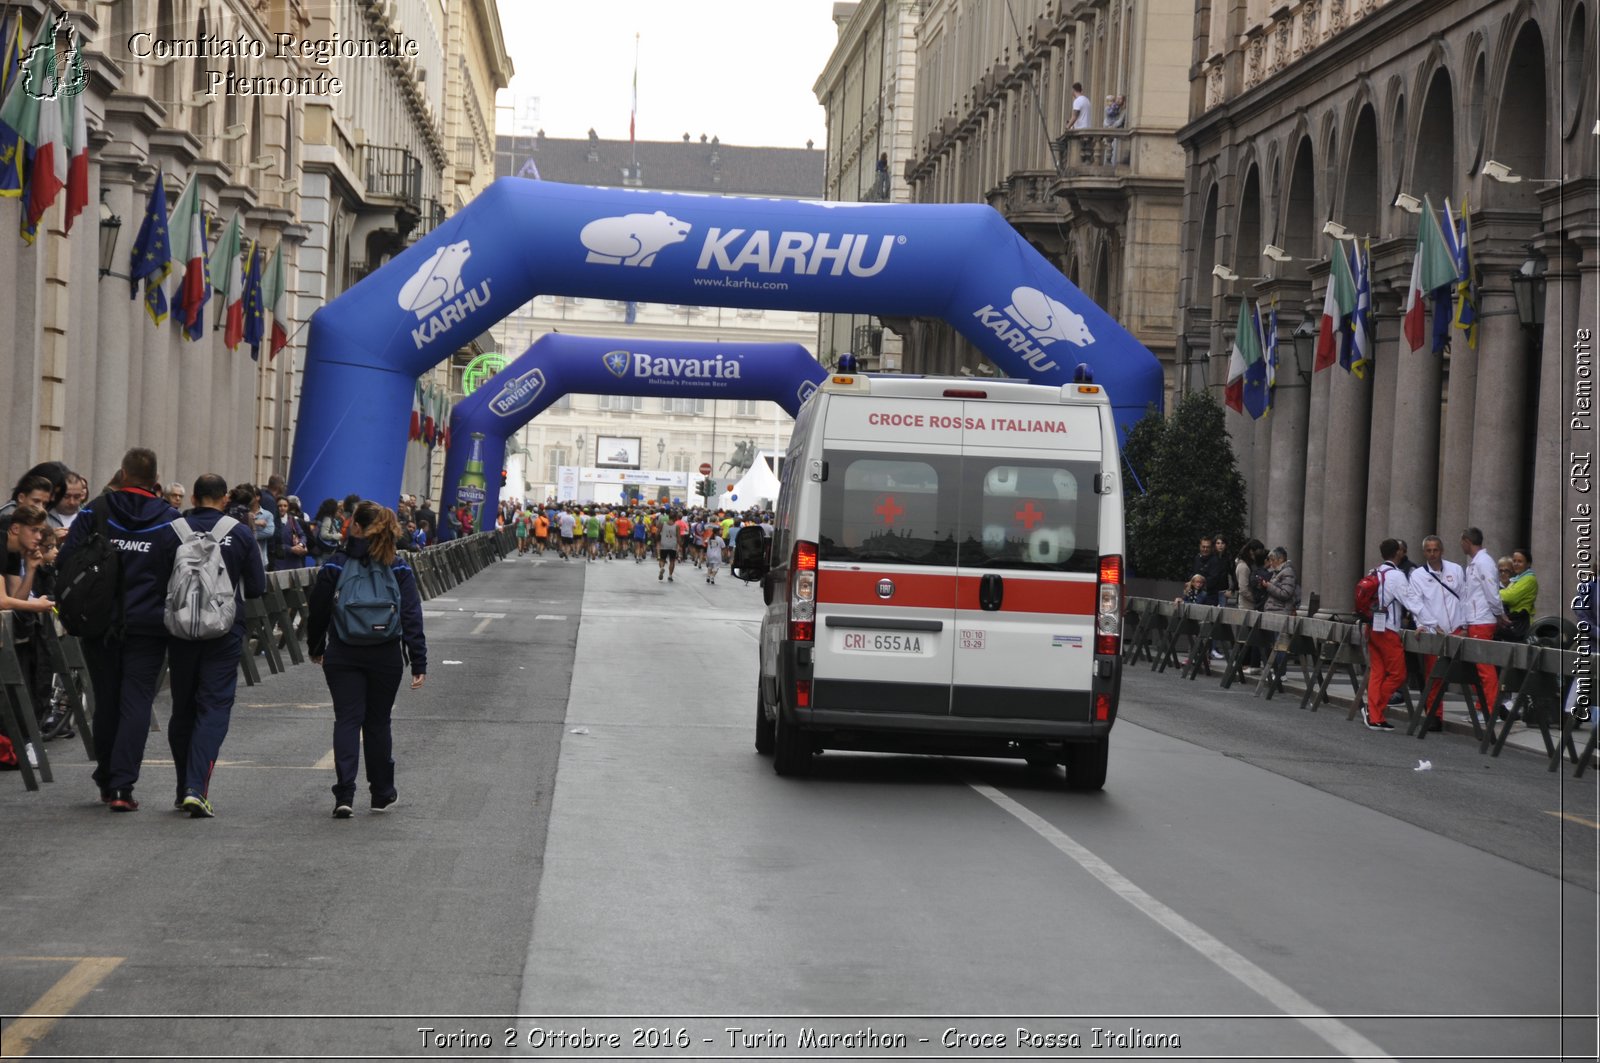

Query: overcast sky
left=495, top=1, right=843, bottom=149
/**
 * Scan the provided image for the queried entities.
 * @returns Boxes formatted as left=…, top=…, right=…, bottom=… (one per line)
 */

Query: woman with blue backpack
left=307, top=501, right=427, bottom=819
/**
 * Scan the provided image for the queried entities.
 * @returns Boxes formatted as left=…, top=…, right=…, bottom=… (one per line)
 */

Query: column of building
left=1264, top=288, right=1310, bottom=560
left=1530, top=237, right=1581, bottom=595
left=1386, top=268, right=1444, bottom=559
left=1361, top=293, right=1399, bottom=560
left=1465, top=250, right=1532, bottom=555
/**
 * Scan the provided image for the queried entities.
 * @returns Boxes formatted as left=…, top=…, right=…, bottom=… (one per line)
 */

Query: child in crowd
left=703, top=531, right=724, bottom=584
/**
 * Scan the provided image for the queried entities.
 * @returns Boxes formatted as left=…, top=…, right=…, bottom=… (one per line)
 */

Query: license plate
left=838, top=631, right=926, bottom=654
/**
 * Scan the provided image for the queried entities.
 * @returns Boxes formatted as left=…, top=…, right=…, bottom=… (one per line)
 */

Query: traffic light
left=698, top=477, right=716, bottom=498
left=500, top=469, right=508, bottom=487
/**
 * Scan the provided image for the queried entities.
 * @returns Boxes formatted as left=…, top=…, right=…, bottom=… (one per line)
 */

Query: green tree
left=1124, top=390, right=1248, bottom=581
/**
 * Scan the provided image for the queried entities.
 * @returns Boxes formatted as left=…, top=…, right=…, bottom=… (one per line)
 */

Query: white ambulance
left=731, top=370, right=1125, bottom=789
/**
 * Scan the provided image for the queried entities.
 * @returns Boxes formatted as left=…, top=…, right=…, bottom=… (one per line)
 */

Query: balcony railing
left=361, top=145, right=423, bottom=212
left=412, top=197, right=448, bottom=240
left=455, top=137, right=478, bottom=169
left=1051, top=130, right=1132, bottom=177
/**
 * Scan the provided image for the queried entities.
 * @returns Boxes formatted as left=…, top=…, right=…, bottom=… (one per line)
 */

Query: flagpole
left=630, top=32, right=639, bottom=172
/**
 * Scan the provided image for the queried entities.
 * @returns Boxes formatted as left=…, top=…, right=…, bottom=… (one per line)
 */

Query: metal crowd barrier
left=1123, top=597, right=1597, bottom=775
left=0, top=528, right=517, bottom=793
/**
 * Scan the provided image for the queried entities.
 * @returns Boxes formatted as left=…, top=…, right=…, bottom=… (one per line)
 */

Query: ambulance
left=731, top=369, right=1125, bottom=789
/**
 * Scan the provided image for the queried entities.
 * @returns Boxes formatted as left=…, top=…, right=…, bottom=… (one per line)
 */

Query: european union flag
left=129, top=173, right=172, bottom=324
left=243, top=240, right=266, bottom=360
left=0, top=11, right=22, bottom=197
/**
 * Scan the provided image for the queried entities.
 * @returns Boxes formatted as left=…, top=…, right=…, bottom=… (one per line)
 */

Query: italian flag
left=1402, top=194, right=1459, bottom=353
left=23, top=24, right=64, bottom=231
left=208, top=212, right=245, bottom=350
left=1224, top=299, right=1257, bottom=414
left=62, top=28, right=87, bottom=231
left=167, top=180, right=209, bottom=337
left=1313, top=239, right=1357, bottom=372
left=264, top=241, right=288, bottom=357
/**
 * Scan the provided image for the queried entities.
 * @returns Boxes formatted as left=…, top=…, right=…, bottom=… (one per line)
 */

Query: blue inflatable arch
left=439, top=335, right=827, bottom=522
left=288, top=179, right=1163, bottom=508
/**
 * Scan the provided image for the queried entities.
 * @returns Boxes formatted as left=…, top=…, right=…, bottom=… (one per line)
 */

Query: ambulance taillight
left=1096, top=554, right=1122, bottom=656
left=790, top=540, right=818, bottom=643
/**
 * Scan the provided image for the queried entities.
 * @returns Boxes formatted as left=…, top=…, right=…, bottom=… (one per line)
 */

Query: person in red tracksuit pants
left=1364, top=538, right=1429, bottom=731
left=1459, top=526, right=1509, bottom=713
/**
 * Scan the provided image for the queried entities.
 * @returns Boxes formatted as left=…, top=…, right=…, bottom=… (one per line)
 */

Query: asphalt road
left=1, top=551, right=1595, bottom=1061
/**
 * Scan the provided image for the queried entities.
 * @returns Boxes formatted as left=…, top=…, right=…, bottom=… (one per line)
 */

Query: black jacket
left=59, top=489, right=182, bottom=635
left=306, top=537, right=427, bottom=674
left=178, top=507, right=268, bottom=636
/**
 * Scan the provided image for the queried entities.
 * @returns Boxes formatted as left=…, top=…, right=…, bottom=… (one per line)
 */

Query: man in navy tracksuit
left=167, top=474, right=267, bottom=818
left=58, top=448, right=181, bottom=812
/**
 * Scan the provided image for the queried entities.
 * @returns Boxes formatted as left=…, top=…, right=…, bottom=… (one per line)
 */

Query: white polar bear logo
left=580, top=211, right=692, bottom=267
left=398, top=240, right=472, bottom=318
left=1005, top=286, right=1096, bottom=348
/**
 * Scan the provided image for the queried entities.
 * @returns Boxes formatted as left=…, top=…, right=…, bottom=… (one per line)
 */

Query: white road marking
left=535, top=614, right=567, bottom=621
left=471, top=617, right=493, bottom=635
left=422, top=611, right=448, bottom=618
left=966, top=780, right=1397, bottom=1063
left=471, top=612, right=507, bottom=619
left=314, top=749, right=335, bottom=771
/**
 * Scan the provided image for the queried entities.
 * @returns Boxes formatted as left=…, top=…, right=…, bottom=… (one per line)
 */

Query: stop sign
left=698, top=462, right=712, bottom=475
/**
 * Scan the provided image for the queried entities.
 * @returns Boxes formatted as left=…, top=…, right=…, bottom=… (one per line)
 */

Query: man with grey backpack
left=164, top=474, right=266, bottom=818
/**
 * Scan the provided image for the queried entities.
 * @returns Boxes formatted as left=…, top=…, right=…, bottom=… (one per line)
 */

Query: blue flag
left=243, top=239, right=266, bottom=360
left=1242, top=301, right=1269, bottom=420
left=0, top=11, right=21, bottom=197
left=624, top=300, right=638, bottom=325
left=129, top=173, right=172, bottom=324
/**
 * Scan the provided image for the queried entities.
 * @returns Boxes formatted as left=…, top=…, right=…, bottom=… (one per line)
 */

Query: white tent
left=717, top=450, right=782, bottom=511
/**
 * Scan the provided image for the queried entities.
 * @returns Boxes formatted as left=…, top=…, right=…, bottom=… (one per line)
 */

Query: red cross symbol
left=875, top=495, right=905, bottom=525
left=1015, top=501, right=1046, bottom=530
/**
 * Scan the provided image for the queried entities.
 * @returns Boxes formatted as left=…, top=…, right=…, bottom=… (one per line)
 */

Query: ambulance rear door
left=950, top=401, right=1105, bottom=722
left=811, top=395, right=962, bottom=716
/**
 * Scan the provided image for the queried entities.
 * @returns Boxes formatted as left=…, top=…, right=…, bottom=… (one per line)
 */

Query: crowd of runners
left=502, top=502, right=771, bottom=585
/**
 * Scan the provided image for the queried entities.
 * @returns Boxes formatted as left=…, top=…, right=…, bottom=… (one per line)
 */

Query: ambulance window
left=958, top=459, right=1100, bottom=573
left=817, top=453, right=958, bottom=566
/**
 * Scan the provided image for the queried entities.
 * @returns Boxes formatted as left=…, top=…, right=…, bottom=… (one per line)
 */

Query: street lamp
left=1510, top=247, right=1547, bottom=332
left=575, top=433, right=585, bottom=465
left=98, top=192, right=122, bottom=278
left=656, top=437, right=665, bottom=465
left=1290, top=315, right=1318, bottom=383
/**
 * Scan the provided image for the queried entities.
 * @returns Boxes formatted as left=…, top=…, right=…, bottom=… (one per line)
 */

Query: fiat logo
left=876, top=579, right=894, bottom=599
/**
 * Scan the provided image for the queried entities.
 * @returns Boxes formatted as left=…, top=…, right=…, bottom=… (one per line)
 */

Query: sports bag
left=53, top=498, right=124, bottom=640
left=1353, top=567, right=1382, bottom=622
left=164, top=516, right=239, bottom=640
left=331, top=557, right=403, bottom=645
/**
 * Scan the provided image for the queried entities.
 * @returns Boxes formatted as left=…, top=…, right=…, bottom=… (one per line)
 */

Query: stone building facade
left=899, top=0, right=1190, bottom=385
left=486, top=133, right=824, bottom=503
left=1178, top=0, right=1598, bottom=609
left=813, top=0, right=919, bottom=371
left=0, top=0, right=509, bottom=500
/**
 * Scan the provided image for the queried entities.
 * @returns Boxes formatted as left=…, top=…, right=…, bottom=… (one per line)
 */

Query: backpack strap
left=213, top=515, right=239, bottom=540
left=170, top=517, right=193, bottom=542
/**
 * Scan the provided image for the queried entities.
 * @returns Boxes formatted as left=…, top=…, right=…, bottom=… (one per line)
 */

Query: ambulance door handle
left=979, top=573, right=1004, bottom=612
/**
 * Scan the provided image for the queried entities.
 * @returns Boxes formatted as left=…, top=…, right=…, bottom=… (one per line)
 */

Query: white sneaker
left=1210, top=649, right=1224, bottom=660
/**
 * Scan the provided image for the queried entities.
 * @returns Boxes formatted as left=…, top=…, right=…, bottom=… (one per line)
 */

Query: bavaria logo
left=603, top=350, right=632, bottom=378
left=402, top=240, right=493, bottom=350
left=488, top=369, right=547, bottom=418
left=631, top=352, right=742, bottom=380
left=581, top=212, right=692, bottom=266
left=796, top=380, right=818, bottom=405
left=971, top=286, right=1096, bottom=374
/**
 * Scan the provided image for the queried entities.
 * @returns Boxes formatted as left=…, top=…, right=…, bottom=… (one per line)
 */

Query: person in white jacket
left=1412, top=535, right=1467, bottom=730
left=1365, top=538, right=1431, bottom=730
left=1460, top=526, right=1508, bottom=710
